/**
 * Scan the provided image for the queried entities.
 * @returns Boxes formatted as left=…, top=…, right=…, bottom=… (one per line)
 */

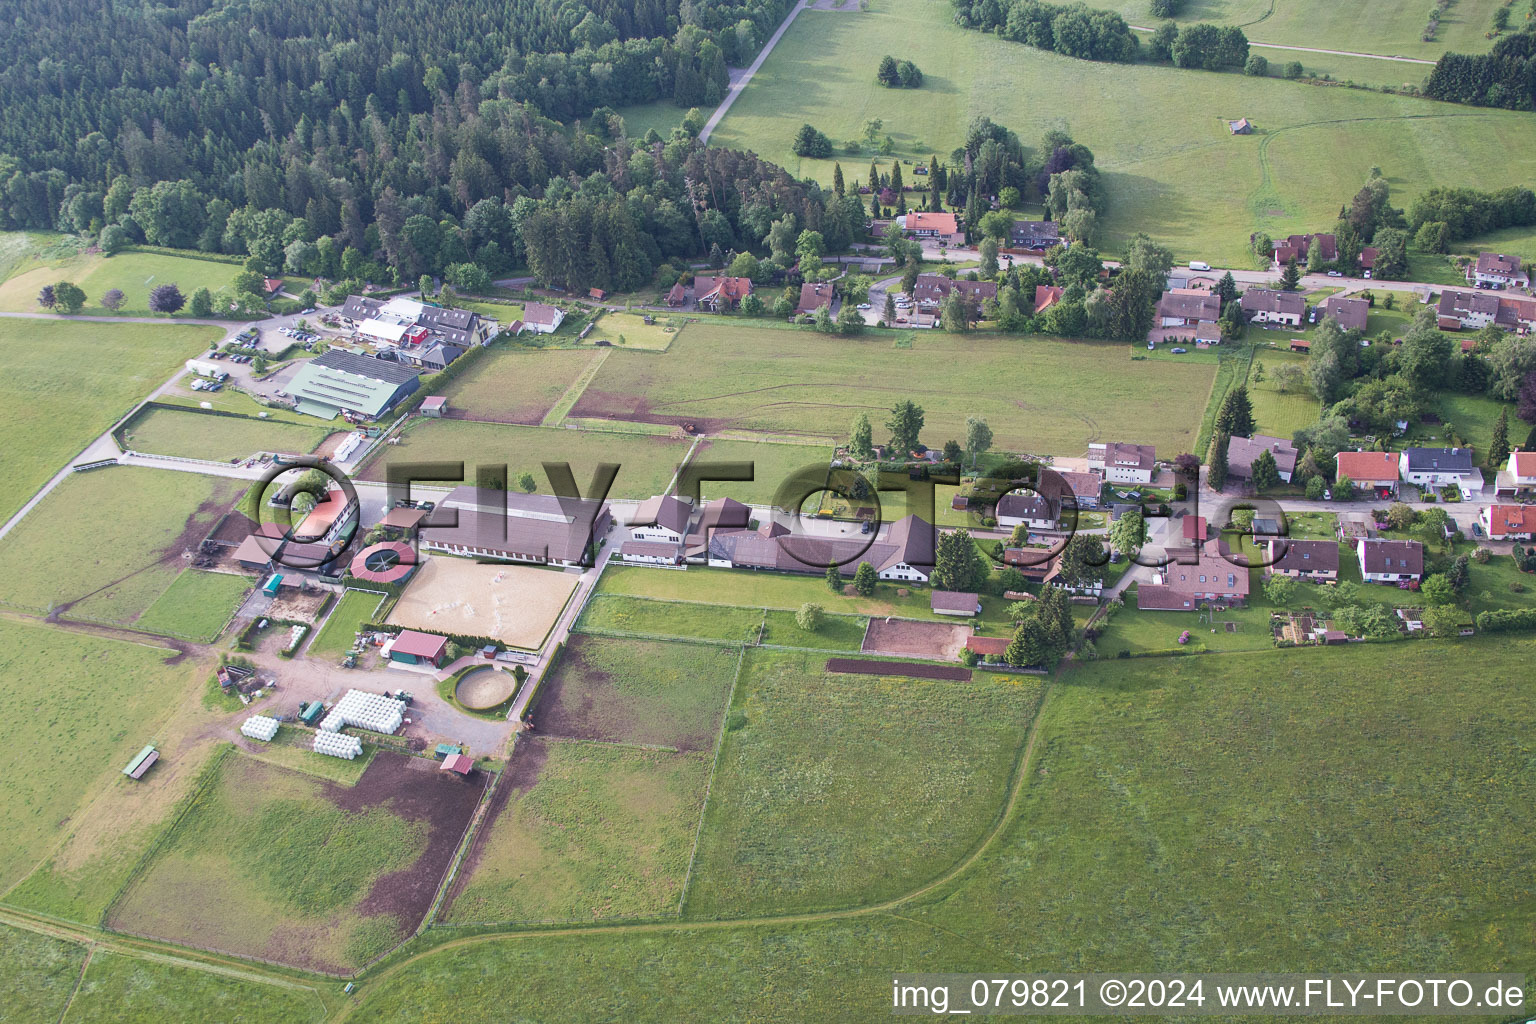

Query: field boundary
left=676, top=644, right=747, bottom=915
left=540, top=348, right=610, bottom=427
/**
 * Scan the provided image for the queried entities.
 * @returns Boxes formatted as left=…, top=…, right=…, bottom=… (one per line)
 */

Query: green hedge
left=1474, top=608, right=1536, bottom=633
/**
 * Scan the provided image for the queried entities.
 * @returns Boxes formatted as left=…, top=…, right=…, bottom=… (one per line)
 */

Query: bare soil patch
left=860, top=617, right=971, bottom=660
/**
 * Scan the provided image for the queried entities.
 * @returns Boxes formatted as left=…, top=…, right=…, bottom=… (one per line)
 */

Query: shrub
left=796, top=602, right=824, bottom=632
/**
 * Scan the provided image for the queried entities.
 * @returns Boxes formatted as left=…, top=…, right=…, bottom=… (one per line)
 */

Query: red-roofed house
left=1335, top=451, right=1399, bottom=496
left=1270, top=233, right=1336, bottom=270
left=902, top=211, right=962, bottom=245
left=1479, top=503, right=1536, bottom=541
left=1495, top=450, right=1536, bottom=496
left=1033, top=285, right=1064, bottom=314
left=440, top=753, right=475, bottom=775
left=263, top=278, right=284, bottom=296
left=693, top=276, right=754, bottom=312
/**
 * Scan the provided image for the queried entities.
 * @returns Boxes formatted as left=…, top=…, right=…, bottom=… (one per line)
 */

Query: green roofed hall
left=286, top=349, right=421, bottom=420
left=123, top=744, right=158, bottom=780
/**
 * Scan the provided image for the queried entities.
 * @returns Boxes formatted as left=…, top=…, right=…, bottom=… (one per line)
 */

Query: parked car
left=1471, top=522, right=1483, bottom=537
left=857, top=303, right=871, bottom=310
left=1327, top=270, right=1343, bottom=278
left=1170, top=347, right=1187, bottom=354
left=301, top=307, right=316, bottom=315
left=860, top=520, right=873, bottom=534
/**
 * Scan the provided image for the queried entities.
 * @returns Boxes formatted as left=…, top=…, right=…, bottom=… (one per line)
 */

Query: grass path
left=540, top=349, right=609, bottom=427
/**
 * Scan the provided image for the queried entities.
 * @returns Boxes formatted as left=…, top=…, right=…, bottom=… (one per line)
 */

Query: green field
left=120, top=406, right=329, bottom=461
left=578, top=593, right=765, bottom=643
left=583, top=312, right=685, bottom=350
left=61, top=948, right=327, bottom=1024
left=134, top=569, right=253, bottom=641
left=445, top=739, right=711, bottom=924
left=533, top=636, right=740, bottom=751
left=0, top=619, right=197, bottom=898
left=432, top=345, right=599, bottom=424
left=0, top=923, right=88, bottom=1023
left=0, top=247, right=244, bottom=317
left=709, top=0, right=1536, bottom=263
left=0, top=318, right=222, bottom=524
left=309, top=588, right=386, bottom=657
left=360, top=419, right=694, bottom=498
left=687, top=437, right=837, bottom=506
left=241, top=725, right=377, bottom=786
left=573, top=322, right=1214, bottom=455
left=684, top=650, right=1044, bottom=917
left=0, top=466, right=241, bottom=626
left=109, top=752, right=428, bottom=972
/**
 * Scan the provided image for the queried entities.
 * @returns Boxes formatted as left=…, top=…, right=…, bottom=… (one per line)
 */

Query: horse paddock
left=389, top=558, right=576, bottom=650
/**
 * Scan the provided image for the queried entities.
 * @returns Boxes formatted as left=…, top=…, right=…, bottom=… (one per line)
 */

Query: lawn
left=686, top=437, right=837, bottom=506
left=0, top=923, right=88, bottom=1024
left=62, top=948, right=327, bottom=1024
left=583, top=311, right=685, bottom=350
left=345, top=638, right=1536, bottom=1023
left=1407, top=392, right=1518, bottom=454
left=1096, top=581, right=1279, bottom=657
left=309, top=588, right=387, bottom=657
left=134, top=569, right=253, bottom=641
left=119, top=406, right=329, bottom=461
left=444, top=739, right=711, bottom=924
left=109, top=751, right=431, bottom=972
left=709, top=0, right=1536, bottom=263
left=0, top=247, right=244, bottom=317
left=240, top=724, right=378, bottom=786
left=431, top=345, right=599, bottom=424
left=0, top=317, right=222, bottom=524
left=684, top=649, right=1044, bottom=917
left=577, top=593, right=765, bottom=644
left=359, top=419, right=695, bottom=498
left=0, top=466, right=241, bottom=627
left=0, top=619, right=198, bottom=900
left=573, top=321, right=1215, bottom=455
left=760, top=608, right=869, bottom=650
left=531, top=636, right=740, bottom=751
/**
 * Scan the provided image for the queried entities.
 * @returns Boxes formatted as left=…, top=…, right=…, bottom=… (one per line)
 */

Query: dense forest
left=1424, top=27, right=1536, bottom=110
left=0, top=0, right=792, bottom=232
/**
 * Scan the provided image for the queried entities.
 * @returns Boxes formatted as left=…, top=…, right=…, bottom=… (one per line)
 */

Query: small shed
left=1228, top=118, right=1252, bottom=135
left=434, top=743, right=462, bottom=759
left=421, top=395, right=448, bottom=418
left=931, top=590, right=982, bottom=617
left=262, top=573, right=283, bottom=596
left=123, top=744, right=159, bottom=780
left=440, top=753, right=475, bottom=776
left=388, top=629, right=450, bottom=667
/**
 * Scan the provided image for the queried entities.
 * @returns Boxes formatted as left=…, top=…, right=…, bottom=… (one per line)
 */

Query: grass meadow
left=0, top=317, right=221, bottom=524
left=708, top=0, right=1536, bottom=263
left=578, top=593, right=765, bottom=643
left=573, top=322, right=1215, bottom=455
left=445, top=739, right=711, bottom=924
left=431, top=345, right=600, bottom=424
left=61, top=948, right=327, bottom=1024
left=309, top=588, right=387, bottom=657
left=360, top=419, right=693, bottom=498
left=683, top=650, right=1044, bottom=917
left=120, top=406, right=330, bottom=461
left=0, top=466, right=241, bottom=626
left=583, top=311, right=685, bottom=350
left=134, top=569, right=253, bottom=641
left=0, top=923, right=88, bottom=1024
left=343, top=638, right=1536, bottom=1022
left=0, top=247, right=244, bottom=317
left=686, top=437, right=837, bottom=506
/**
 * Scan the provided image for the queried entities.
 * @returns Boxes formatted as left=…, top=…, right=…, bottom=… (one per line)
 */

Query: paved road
left=698, top=0, right=807, bottom=144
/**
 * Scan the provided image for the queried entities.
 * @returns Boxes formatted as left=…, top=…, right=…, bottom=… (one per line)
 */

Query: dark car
left=860, top=519, right=873, bottom=534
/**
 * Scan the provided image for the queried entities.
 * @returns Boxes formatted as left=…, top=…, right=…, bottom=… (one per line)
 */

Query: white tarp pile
left=240, top=715, right=280, bottom=742
left=320, top=688, right=406, bottom=735
left=312, top=731, right=363, bottom=759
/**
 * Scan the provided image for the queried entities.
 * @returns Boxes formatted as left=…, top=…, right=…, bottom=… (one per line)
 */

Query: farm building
left=349, top=541, right=417, bottom=584
left=931, top=590, right=981, bottom=617
left=516, top=302, right=565, bottom=335
left=440, top=753, right=475, bottom=775
left=386, top=630, right=450, bottom=668
left=342, top=295, right=490, bottom=349
left=1228, top=118, right=1252, bottom=134
left=965, top=634, right=1010, bottom=662
left=123, top=744, right=159, bottom=780
left=420, top=486, right=612, bottom=567
left=421, top=395, right=448, bottom=417
left=705, top=514, right=935, bottom=582
left=620, top=540, right=684, bottom=565
left=286, top=349, right=422, bottom=420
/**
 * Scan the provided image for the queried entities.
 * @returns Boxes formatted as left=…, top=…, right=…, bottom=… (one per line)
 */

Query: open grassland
left=0, top=467, right=240, bottom=627
left=0, top=318, right=221, bottom=524
left=0, top=923, right=88, bottom=1024
left=433, top=346, right=598, bottom=424
left=0, top=619, right=197, bottom=900
left=309, top=588, right=386, bottom=657
left=710, top=0, right=1536, bottom=263
left=584, top=311, right=685, bottom=350
left=134, top=569, right=252, bottom=641
left=574, top=322, right=1213, bottom=454
left=346, top=638, right=1536, bottom=1022
left=687, top=437, right=837, bottom=506
left=360, top=419, right=693, bottom=498
left=445, top=739, right=711, bottom=924
left=62, top=948, right=327, bottom=1024
left=578, top=593, right=765, bottom=644
left=532, top=636, right=740, bottom=751
left=0, top=247, right=243, bottom=316
left=240, top=725, right=377, bottom=786
left=120, top=406, right=329, bottom=461
left=684, top=650, right=1044, bottom=917
left=1246, top=350, right=1320, bottom=437
left=109, top=752, right=431, bottom=972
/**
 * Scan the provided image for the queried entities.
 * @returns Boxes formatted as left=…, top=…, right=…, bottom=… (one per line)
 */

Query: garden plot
left=388, top=558, right=576, bottom=649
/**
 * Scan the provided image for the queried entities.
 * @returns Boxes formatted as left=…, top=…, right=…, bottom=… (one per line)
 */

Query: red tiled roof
left=391, top=629, right=448, bottom=659
left=1483, top=504, right=1536, bottom=537
left=1511, top=451, right=1536, bottom=478
left=966, top=635, right=1010, bottom=657
left=1033, top=285, right=1064, bottom=314
left=440, top=753, right=474, bottom=774
left=1335, top=451, right=1399, bottom=484
left=905, top=211, right=959, bottom=234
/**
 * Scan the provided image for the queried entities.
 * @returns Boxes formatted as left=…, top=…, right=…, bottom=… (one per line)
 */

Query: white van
left=1189, top=260, right=1211, bottom=272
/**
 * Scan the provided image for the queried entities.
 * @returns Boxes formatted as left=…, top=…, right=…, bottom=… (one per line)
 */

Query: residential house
left=1270, top=233, right=1337, bottom=270
left=1155, top=289, right=1221, bottom=328
left=1358, top=246, right=1380, bottom=275
left=707, top=513, right=935, bottom=582
left=912, top=274, right=997, bottom=311
left=420, top=487, right=611, bottom=567
left=619, top=540, right=684, bottom=565
left=795, top=281, right=835, bottom=316
left=1467, top=252, right=1530, bottom=289
left=1227, top=434, right=1299, bottom=484
left=1039, top=469, right=1102, bottom=509
left=1399, top=447, right=1480, bottom=497
left=1496, top=294, right=1536, bottom=334
left=996, top=492, right=1058, bottom=532
left=1240, top=287, right=1306, bottom=326
left=1229, top=118, right=1253, bottom=134
left=1436, top=289, right=1500, bottom=330
left=1033, top=285, right=1064, bottom=314
left=666, top=282, right=688, bottom=307
left=630, top=494, right=692, bottom=547
left=693, top=276, right=754, bottom=312
left=399, top=340, right=463, bottom=372
left=1193, top=321, right=1224, bottom=346
left=1318, top=294, right=1369, bottom=331
left=931, top=590, right=981, bottom=617
left=684, top=497, right=752, bottom=560
left=1494, top=450, right=1536, bottom=496
left=1087, top=441, right=1157, bottom=484
left=901, top=211, right=963, bottom=246
left=517, top=302, right=565, bottom=335
left=1357, top=538, right=1423, bottom=585
left=1137, top=542, right=1250, bottom=610
left=1008, top=220, right=1061, bottom=250
left=1263, top=539, right=1339, bottom=583
left=1335, top=450, right=1399, bottom=497
left=1479, top=503, right=1536, bottom=541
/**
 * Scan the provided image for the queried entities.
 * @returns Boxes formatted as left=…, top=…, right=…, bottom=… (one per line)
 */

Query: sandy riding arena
left=860, top=617, right=971, bottom=660
left=389, top=558, right=577, bottom=649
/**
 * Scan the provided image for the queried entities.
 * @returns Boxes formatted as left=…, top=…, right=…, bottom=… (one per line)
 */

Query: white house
left=1399, top=448, right=1480, bottom=497
left=630, top=495, right=691, bottom=546
left=1494, top=450, right=1536, bottom=496
left=1467, top=252, right=1529, bottom=289
left=619, top=540, right=684, bottom=565
left=995, top=492, right=1057, bottom=532
left=517, top=302, right=565, bottom=335
left=1239, top=288, right=1305, bottom=326
left=1357, top=538, right=1423, bottom=585
left=1087, top=442, right=1156, bottom=485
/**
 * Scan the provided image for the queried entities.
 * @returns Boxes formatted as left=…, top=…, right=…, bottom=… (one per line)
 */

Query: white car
left=1327, top=270, right=1343, bottom=278
left=857, top=303, right=871, bottom=310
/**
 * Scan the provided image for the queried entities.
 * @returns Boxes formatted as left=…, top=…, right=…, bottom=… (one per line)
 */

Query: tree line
left=1424, top=27, right=1536, bottom=110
